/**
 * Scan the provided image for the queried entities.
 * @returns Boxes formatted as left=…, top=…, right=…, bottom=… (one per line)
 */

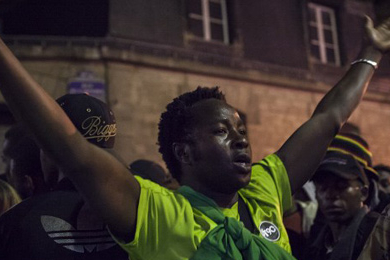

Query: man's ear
left=173, top=142, right=191, bottom=165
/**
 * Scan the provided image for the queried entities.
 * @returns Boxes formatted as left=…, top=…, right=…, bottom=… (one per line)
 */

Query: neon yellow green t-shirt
left=115, top=154, right=292, bottom=260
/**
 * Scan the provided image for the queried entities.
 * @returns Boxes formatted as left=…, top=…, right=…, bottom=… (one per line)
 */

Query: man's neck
left=328, top=221, right=348, bottom=244
left=181, top=179, right=238, bottom=208
left=202, top=188, right=238, bottom=208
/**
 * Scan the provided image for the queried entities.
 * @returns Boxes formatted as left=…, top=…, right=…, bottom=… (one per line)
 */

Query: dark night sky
left=0, top=0, right=108, bottom=36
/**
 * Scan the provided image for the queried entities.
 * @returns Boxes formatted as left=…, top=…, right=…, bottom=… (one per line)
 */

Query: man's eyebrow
left=207, top=117, right=229, bottom=124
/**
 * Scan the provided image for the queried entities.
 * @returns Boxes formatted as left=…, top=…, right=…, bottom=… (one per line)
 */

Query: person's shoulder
left=252, top=153, right=284, bottom=168
left=0, top=190, right=80, bottom=223
left=0, top=196, right=37, bottom=222
left=251, top=153, right=286, bottom=178
left=0, top=197, right=34, bottom=238
left=135, top=175, right=178, bottom=196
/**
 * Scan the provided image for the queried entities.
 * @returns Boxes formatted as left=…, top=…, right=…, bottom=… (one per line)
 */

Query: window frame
left=188, top=0, right=230, bottom=44
left=308, top=3, right=341, bottom=66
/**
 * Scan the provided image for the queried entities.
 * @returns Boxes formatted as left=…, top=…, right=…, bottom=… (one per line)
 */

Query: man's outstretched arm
left=0, top=39, right=139, bottom=242
left=276, top=16, right=390, bottom=194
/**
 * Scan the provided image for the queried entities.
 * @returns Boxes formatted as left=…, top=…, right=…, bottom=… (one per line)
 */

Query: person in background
left=306, top=152, right=370, bottom=260
left=283, top=181, right=318, bottom=259
left=0, top=15, right=389, bottom=260
left=7, top=133, right=48, bottom=199
left=326, top=133, right=389, bottom=212
left=0, top=124, right=27, bottom=181
left=0, top=94, right=128, bottom=260
left=310, top=132, right=383, bottom=242
left=0, top=124, right=48, bottom=199
left=0, top=179, right=21, bottom=216
left=129, top=159, right=179, bottom=190
left=374, top=164, right=390, bottom=195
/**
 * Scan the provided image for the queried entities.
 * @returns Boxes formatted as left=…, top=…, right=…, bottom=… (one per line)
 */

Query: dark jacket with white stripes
left=0, top=178, right=128, bottom=260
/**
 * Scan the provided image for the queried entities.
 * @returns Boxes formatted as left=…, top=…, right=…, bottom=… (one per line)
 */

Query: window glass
left=188, top=0, right=202, bottom=14
left=211, top=23, right=224, bottom=41
left=324, top=29, right=334, bottom=44
left=326, top=48, right=336, bottom=63
left=321, top=11, right=331, bottom=26
left=309, top=26, right=319, bottom=41
left=209, top=2, right=222, bottom=19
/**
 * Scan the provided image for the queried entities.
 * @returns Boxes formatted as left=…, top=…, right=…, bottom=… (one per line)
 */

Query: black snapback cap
left=56, top=94, right=116, bottom=149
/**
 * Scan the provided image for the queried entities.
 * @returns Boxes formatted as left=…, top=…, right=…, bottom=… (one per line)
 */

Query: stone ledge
left=3, top=36, right=390, bottom=103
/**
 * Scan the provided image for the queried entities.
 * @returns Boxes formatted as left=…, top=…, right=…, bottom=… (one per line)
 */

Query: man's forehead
left=191, top=99, right=240, bottom=121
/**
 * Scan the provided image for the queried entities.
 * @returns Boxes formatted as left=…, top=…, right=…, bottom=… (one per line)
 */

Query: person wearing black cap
left=305, top=152, right=369, bottom=260
left=0, top=16, right=390, bottom=260
left=327, top=133, right=380, bottom=208
left=326, top=132, right=390, bottom=213
left=0, top=94, right=128, bottom=260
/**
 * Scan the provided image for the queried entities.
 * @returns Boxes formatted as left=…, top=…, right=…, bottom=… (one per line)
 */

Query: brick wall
left=1, top=59, right=389, bottom=174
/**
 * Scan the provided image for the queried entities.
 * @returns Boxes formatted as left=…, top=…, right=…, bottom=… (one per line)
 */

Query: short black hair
left=158, top=86, right=226, bottom=181
left=3, top=124, right=29, bottom=159
left=11, top=135, right=42, bottom=178
left=4, top=124, right=26, bottom=140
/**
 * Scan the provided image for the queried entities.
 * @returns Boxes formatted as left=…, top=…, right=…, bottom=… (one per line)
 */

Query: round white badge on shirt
left=259, top=221, right=280, bottom=241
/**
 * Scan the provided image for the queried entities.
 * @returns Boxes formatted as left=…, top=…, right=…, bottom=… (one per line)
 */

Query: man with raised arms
left=0, top=16, right=389, bottom=260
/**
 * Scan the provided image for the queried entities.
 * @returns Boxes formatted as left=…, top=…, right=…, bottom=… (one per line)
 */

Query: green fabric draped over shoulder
left=178, top=186, right=296, bottom=260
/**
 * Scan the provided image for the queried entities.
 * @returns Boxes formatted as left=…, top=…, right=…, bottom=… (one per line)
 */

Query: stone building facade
left=0, top=0, right=389, bottom=171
